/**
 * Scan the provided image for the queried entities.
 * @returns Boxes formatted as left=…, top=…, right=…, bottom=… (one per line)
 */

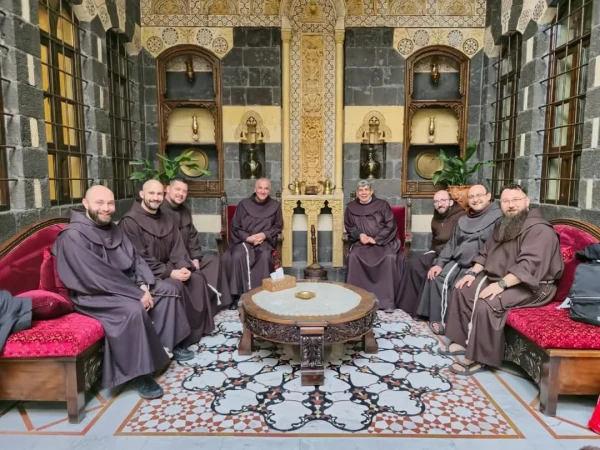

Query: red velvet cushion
left=507, top=303, right=600, bottom=349
left=39, top=246, right=70, bottom=301
left=16, top=289, right=74, bottom=320
left=391, top=206, right=406, bottom=248
left=0, top=223, right=66, bottom=295
left=0, top=313, right=105, bottom=358
left=227, top=204, right=237, bottom=243
left=553, top=225, right=599, bottom=303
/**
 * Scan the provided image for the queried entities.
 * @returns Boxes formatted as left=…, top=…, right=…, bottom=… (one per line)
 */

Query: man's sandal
left=437, top=344, right=466, bottom=356
left=428, top=321, right=445, bottom=335
left=448, top=361, right=488, bottom=375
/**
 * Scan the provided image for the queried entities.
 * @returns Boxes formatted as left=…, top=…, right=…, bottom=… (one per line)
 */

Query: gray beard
left=498, top=210, right=528, bottom=241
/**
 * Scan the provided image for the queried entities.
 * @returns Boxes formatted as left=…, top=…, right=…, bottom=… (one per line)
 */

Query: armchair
left=215, top=192, right=284, bottom=269
left=343, top=194, right=412, bottom=261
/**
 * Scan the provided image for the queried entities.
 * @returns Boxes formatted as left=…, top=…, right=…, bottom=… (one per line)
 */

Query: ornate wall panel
left=141, top=0, right=281, bottom=27
left=394, top=27, right=485, bottom=58
left=142, top=27, right=234, bottom=58
left=289, top=0, right=336, bottom=184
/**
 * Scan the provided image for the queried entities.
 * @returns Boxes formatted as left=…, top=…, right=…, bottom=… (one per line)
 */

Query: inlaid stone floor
left=0, top=310, right=598, bottom=450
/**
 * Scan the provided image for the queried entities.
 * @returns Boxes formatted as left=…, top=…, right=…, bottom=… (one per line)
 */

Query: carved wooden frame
left=156, top=45, right=224, bottom=198
left=503, top=218, right=600, bottom=417
left=402, top=45, right=470, bottom=198
left=0, top=217, right=105, bottom=424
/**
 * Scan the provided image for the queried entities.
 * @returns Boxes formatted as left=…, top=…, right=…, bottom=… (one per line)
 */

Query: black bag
left=569, top=261, right=600, bottom=327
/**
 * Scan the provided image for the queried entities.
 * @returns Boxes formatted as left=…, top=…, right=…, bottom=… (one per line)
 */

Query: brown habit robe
left=222, top=194, right=283, bottom=296
left=397, top=202, right=465, bottom=315
left=417, top=201, right=502, bottom=323
left=53, top=208, right=191, bottom=389
left=120, top=201, right=215, bottom=343
left=344, top=196, right=406, bottom=310
left=161, top=200, right=232, bottom=309
left=445, top=208, right=564, bottom=367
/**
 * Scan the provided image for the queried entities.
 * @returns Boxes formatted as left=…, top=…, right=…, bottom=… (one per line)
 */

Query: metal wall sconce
left=360, top=116, right=386, bottom=179
left=240, top=117, right=264, bottom=179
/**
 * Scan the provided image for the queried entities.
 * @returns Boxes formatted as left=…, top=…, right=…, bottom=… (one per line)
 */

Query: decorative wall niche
left=402, top=46, right=470, bottom=197
left=157, top=45, right=224, bottom=197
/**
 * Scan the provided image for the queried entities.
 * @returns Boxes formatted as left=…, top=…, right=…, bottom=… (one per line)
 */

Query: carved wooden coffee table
left=238, top=281, right=378, bottom=386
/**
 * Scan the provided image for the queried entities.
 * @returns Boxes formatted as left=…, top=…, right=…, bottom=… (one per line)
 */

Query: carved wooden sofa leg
left=66, top=359, right=86, bottom=424
left=539, top=356, right=560, bottom=417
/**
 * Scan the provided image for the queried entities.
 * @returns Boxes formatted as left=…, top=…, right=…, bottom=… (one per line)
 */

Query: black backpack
left=569, top=244, right=600, bottom=327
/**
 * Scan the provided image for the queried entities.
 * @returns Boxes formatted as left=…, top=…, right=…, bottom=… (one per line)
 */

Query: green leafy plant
left=431, top=140, right=495, bottom=187
left=129, top=150, right=211, bottom=185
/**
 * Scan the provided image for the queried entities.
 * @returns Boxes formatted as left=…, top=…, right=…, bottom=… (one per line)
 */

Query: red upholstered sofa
left=215, top=193, right=284, bottom=268
left=504, top=219, right=600, bottom=417
left=0, top=218, right=105, bottom=424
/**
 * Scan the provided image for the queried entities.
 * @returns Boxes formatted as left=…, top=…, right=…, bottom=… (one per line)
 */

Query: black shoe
left=229, top=297, right=240, bottom=310
left=172, top=345, right=194, bottom=361
left=130, top=375, right=164, bottom=399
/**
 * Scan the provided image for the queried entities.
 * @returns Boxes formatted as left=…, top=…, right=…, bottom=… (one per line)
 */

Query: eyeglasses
left=467, top=193, right=488, bottom=201
left=500, top=196, right=527, bottom=205
left=433, top=198, right=450, bottom=205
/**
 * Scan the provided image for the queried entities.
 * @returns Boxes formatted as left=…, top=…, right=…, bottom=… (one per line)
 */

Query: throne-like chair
left=342, top=193, right=412, bottom=261
left=215, top=192, right=284, bottom=269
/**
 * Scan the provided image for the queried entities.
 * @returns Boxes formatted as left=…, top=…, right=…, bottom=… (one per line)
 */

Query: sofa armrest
left=273, top=232, right=284, bottom=269
left=215, top=231, right=228, bottom=255
left=342, top=232, right=351, bottom=264
left=404, top=232, right=412, bottom=259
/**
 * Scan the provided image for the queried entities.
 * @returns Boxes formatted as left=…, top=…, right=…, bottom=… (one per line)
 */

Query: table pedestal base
left=300, top=327, right=325, bottom=385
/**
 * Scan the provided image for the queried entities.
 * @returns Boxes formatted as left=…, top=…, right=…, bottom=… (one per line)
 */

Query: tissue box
left=262, top=275, right=297, bottom=292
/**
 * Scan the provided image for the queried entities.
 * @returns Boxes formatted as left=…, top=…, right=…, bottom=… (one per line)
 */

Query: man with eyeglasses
left=441, top=184, right=564, bottom=376
left=396, top=190, right=465, bottom=315
left=416, top=184, right=502, bottom=335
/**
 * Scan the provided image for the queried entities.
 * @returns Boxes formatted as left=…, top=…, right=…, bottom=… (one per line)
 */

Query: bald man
left=222, top=178, right=283, bottom=307
left=120, top=180, right=215, bottom=342
left=53, top=185, right=194, bottom=400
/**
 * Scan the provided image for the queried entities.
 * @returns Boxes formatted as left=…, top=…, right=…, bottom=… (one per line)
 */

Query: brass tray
left=415, top=150, right=443, bottom=180
left=295, top=291, right=316, bottom=300
left=180, top=149, right=209, bottom=178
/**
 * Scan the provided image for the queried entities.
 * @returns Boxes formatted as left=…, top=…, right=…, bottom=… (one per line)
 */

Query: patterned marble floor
left=0, top=310, right=598, bottom=450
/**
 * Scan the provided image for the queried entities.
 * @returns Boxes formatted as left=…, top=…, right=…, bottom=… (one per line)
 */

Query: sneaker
left=130, top=375, right=164, bottom=399
left=172, top=346, right=194, bottom=361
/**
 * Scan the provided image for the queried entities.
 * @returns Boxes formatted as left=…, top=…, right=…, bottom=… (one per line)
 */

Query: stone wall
left=0, top=1, right=144, bottom=243
left=481, top=0, right=600, bottom=225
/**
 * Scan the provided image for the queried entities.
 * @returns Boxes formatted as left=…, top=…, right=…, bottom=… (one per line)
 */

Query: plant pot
left=448, top=185, right=471, bottom=211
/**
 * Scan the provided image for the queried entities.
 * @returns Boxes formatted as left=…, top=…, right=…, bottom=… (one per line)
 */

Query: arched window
left=541, top=0, right=592, bottom=205
left=107, top=30, right=134, bottom=199
left=39, top=0, right=87, bottom=205
left=0, top=59, right=8, bottom=211
left=492, top=32, right=521, bottom=197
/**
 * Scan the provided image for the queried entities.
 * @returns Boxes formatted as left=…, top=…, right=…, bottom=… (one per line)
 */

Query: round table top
left=240, top=281, right=377, bottom=325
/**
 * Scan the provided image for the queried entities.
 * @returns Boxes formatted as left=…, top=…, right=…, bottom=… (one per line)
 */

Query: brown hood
left=121, top=201, right=174, bottom=238
left=493, top=207, right=553, bottom=241
left=345, top=196, right=388, bottom=216
left=65, top=207, right=124, bottom=249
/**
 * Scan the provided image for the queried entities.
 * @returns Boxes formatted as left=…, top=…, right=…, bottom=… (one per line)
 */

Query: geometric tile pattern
left=117, top=310, right=521, bottom=436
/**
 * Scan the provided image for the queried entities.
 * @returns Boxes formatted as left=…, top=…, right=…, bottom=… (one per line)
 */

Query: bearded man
left=397, top=190, right=465, bottom=315
left=161, top=178, right=232, bottom=310
left=344, top=180, right=406, bottom=311
left=120, top=180, right=215, bottom=342
left=441, top=184, right=564, bottom=375
left=416, top=184, right=502, bottom=334
left=222, top=178, right=283, bottom=304
left=53, top=185, right=194, bottom=399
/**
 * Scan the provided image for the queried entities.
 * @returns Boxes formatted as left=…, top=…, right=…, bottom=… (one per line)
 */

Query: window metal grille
left=490, top=32, right=522, bottom=197
left=0, top=56, right=11, bottom=211
left=40, top=0, right=89, bottom=205
left=539, top=0, right=591, bottom=206
left=107, top=30, right=135, bottom=200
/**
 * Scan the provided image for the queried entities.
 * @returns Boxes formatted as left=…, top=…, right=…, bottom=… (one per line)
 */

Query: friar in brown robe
left=344, top=180, right=406, bottom=311
left=222, top=178, right=283, bottom=300
left=120, top=180, right=215, bottom=343
left=441, top=184, right=564, bottom=375
left=161, top=178, right=232, bottom=310
left=416, top=184, right=502, bottom=334
left=53, top=185, right=194, bottom=399
left=397, top=190, right=465, bottom=315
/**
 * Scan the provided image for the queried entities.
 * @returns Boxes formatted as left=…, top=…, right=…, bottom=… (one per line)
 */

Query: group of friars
left=52, top=176, right=563, bottom=398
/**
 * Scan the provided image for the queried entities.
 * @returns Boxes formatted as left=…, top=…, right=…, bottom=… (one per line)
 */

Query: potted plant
left=431, top=140, right=494, bottom=209
left=129, top=150, right=211, bottom=187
